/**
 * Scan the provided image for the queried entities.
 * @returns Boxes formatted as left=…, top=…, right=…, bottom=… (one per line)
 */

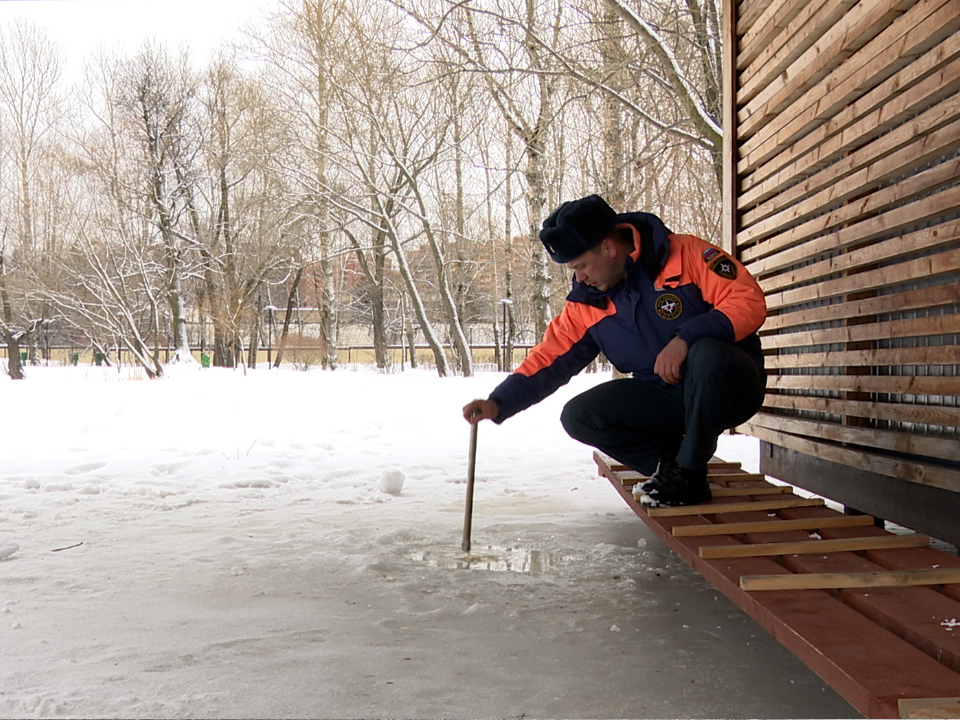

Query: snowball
left=378, top=469, right=405, bottom=495
left=0, top=542, right=19, bottom=561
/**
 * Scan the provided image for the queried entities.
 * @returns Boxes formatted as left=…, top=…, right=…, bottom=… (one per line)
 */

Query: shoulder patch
left=702, top=247, right=721, bottom=263
left=709, top=254, right=738, bottom=280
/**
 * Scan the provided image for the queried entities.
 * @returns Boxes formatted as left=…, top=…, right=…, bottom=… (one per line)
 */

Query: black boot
left=640, top=464, right=711, bottom=508
left=634, top=444, right=680, bottom=495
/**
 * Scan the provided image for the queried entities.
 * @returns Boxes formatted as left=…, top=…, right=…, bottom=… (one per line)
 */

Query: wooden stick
left=672, top=513, right=875, bottom=537
left=699, top=533, right=929, bottom=559
left=461, top=422, right=478, bottom=553
left=741, top=567, right=960, bottom=592
left=646, top=496, right=824, bottom=518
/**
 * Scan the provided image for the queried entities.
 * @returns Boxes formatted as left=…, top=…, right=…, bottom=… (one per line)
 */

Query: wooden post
left=721, top=0, right=738, bottom=258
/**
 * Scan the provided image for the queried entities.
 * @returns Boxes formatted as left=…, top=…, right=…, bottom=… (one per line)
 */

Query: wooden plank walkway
left=595, top=451, right=960, bottom=719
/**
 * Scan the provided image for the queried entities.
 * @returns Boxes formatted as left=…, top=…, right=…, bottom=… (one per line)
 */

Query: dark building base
left=760, top=441, right=960, bottom=549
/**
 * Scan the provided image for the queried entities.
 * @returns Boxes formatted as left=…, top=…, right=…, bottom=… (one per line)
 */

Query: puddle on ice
left=409, top=545, right=567, bottom=573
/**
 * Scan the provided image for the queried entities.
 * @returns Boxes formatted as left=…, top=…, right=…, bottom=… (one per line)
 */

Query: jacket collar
left=565, top=212, right=673, bottom=304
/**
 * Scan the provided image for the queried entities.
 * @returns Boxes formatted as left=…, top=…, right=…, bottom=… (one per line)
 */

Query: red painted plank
left=594, top=453, right=960, bottom=718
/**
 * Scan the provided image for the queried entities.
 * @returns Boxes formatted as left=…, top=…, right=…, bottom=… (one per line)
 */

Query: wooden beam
left=741, top=566, right=960, bottom=591
left=646, top=496, right=824, bottom=518
left=756, top=217, right=960, bottom=297
left=746, top=412, right=960, bottom=464
left=699, top=533, right=929, bottom=559
left=742, top=154, right=960, bottom=252
left=603, top=459, right=743, bottom=474
left=709, top=473, right=767, bottom=482
left=711, top=485, right=792, bottom=497
left=672, top=513, right=876, bottom=537
left=761, top=393, right=960, bottom=429
left=743, top=98, right=960, bottom=236
left=740, top=30, right=960, bottom=202
left=722, top=0, right=739, bottom=257
left=743, top=421, right=960, bottom=494
left=898, top=696, right=960, bottom=719
left=765, top=372, right=959, bottom=398
left=759, top=277, right=960, bottom=332
left=740, top=177, right=960, bottom=268
left=761, top=313, right=960, bottom=352
left=739, top=0, right=952, bottom=162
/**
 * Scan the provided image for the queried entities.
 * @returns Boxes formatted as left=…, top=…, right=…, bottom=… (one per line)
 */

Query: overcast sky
left=0, top=0, right=277, bottom=78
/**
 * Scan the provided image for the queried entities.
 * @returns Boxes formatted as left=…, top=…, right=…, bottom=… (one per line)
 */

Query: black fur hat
left=539, top=194, right=617, bottom=263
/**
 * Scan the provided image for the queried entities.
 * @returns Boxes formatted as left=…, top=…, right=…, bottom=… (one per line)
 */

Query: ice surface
left=0, top=365, right=855, bottom=718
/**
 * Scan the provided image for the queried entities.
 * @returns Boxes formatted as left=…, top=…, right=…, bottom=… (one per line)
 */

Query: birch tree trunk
left=386, top=224, right=449, bottom=377
left=273, top=265, right=303, bottom=369
left=130, top=48, right=196, bottom=365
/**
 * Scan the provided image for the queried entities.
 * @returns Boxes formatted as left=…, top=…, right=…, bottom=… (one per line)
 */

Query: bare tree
left=200, top=52, right=292, bottom=369
left=0, top=19, right=66, bottom=371
left=117, top=44, right=201, bottom=365
left=249, top=0, right=350, bottom=370
left=398, top=0, right=569, bottom=341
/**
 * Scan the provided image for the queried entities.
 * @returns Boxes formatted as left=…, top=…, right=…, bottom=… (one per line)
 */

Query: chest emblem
left=655, top=293, right=683, bottom=320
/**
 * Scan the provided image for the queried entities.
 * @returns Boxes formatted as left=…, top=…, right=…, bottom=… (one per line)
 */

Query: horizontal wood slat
left=741, top=154, right=960, bottom=254
left=740, top=30, right=960, bottom=205
left=738, top=0, right=918, bottom=138
left=738, top=0, right=955, bottom=155
left=898, top=697, right=960, bottom=718
left=645, top=496, right=825, bottom=518
left=741, top=422, right=960, bottom=493
left=730, top=0, right=958, bottom=504
left=761, top=313, right=960, bottom=352
left=756, top=219, right=960, bottom=295
left=711, top=485, right=794, bottom=497
left=764, top=345, right=959, bottom=371
left=738, top=0, right=854, bottom=91
left=767, top=374, right=960, bottom=398
left=760, top=281, right=960, bottom=333
left=741, top=567, right=960, bottom=592
left=699, top=533, right=929, bottom=559
left=762, top=395, right=960, bottom=429
left=672, top=513, right=877, bottom=537
left=742, top=96, right=960, bottom=234
left=763, top=245, right=960, bottom=312
left=748, top=413, right=959, bottom=464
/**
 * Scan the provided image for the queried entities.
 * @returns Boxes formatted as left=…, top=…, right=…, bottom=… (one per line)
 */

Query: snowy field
left=0, top=364, right=856, bottom=718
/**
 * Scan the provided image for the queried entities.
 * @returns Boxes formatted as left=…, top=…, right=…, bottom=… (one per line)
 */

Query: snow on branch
left=603, top=0, right=722, bottom=148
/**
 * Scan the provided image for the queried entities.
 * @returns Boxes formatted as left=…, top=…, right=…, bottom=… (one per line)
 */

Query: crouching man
left=462, top=194, right=767, bottom=507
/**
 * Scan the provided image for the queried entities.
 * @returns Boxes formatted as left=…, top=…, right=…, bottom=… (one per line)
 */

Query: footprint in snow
left=63, top=461, right=107, bottom=476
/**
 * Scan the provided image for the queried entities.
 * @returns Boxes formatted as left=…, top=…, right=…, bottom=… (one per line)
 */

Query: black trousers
left=560, top=337, right=766, bottom=474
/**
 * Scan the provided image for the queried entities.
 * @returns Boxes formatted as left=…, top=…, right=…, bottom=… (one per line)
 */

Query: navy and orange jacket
left=489, top=212, right=766, bottom=423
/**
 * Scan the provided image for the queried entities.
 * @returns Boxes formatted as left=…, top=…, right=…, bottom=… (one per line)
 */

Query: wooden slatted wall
left=723, top=0, right=960, bottom=496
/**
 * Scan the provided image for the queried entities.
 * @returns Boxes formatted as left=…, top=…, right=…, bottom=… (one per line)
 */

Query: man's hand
left=463, top=398, right=500, bottom=424
left=653, top=336, right=689, bottom=385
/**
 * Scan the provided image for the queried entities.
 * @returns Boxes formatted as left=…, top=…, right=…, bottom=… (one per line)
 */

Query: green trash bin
left=201, top=353, right=210, bottom=368
left=20, top=352, right=27, bottom=363
left=70, top=353, right=79, bottom=366
left=94, top=352, right=103, bottom=366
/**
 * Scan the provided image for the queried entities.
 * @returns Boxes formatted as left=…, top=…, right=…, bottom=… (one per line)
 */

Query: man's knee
left=686, top=337, right=728, bottom=377
left=560, top=395, right=589, bottom=442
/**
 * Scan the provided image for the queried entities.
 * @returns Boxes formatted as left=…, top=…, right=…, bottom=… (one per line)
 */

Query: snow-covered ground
left=0, top=364, right=856, bottom=718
